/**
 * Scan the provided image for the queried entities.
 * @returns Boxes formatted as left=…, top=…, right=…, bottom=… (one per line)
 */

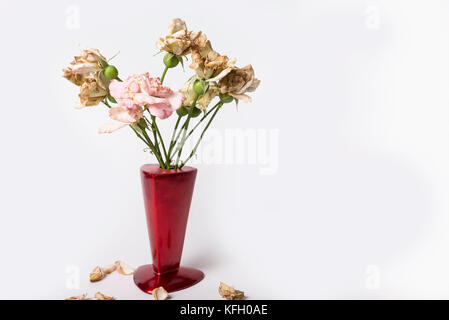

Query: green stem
left=150, top=115, right=162, bottom=162
left=139, top=125, right=164, bottom=167
left=166, top=115, right=182, bottom=167
left=181, top=103, right=223, bottom=168
left=152, top=115, right=168, bottom=167
left=174, top=94, right=200, bottom=169
left=102, top=100, right=111, bottom=108
left=168, top=102, right=220, bottom=160
left=160, top=66, right=169, bottom=84
left=185, top=102, right=220, bottom=140
left=102, top=99, right=164, bottom=167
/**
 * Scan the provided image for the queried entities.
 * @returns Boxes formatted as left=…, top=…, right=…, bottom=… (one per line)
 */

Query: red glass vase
left=133, top=164, right=204, bottom=294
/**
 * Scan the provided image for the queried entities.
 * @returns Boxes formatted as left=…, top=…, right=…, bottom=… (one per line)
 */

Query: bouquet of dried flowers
left=63, top=19, right=260, bottom=169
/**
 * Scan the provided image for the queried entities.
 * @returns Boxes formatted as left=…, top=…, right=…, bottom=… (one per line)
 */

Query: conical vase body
left=133, top=164, right=204, bottom=294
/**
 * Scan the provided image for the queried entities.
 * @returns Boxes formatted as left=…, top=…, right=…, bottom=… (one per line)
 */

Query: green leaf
left=107, top=94, right=117, bottom=104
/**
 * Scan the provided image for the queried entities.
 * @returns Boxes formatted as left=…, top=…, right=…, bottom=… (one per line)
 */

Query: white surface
left=0, top=0, right=448, bottom=299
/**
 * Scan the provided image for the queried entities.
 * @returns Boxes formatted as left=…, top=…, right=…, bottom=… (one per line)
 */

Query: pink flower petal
left=98, top=121, right=128, bottom=134
left=147, top=103, right=174, bottom=119
left=109, top=80, right=125, bottom=99
left=109, top=107, right=137, bottom=123
left=167, top=91, right=185, bottom=111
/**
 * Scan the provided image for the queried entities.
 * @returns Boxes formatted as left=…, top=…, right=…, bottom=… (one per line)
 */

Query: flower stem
left=149, top=115, right=162, bottom=162
left=185, top=102, right=220, bottom=140
left=166, top=115, right=182, bottom=167
left=174, top=94, right=200, bottom=169
left=151, top=115, right=168, bottom=167
left=102, top=98, right=164, bottom=167
left=102, top=100, right=111, bottom=108
left=181, top=103, right=223, bottom=168
left=160, top=66, right=169, bottom=84
left=138, top=124, right=164, bottom=167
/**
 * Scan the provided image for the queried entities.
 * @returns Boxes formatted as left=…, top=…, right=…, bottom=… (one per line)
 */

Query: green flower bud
left=104, top=65, right=119, bottom=80
left=163, top=53, right=180, bottom=69
left=190, top=107, right=202, bottom=118
left=176, top=106, right=189, bottom=117
left=219, top=93, right=234, bottom=104
left=193, top=79, right=207, bottom=95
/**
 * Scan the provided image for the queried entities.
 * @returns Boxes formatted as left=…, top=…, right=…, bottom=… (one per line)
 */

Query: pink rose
left=99, top=73, right=185, bottom=134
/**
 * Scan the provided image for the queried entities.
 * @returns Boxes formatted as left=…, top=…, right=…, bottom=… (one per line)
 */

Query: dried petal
left=219, top=282, right=245, bottom=300
left=114, top=260, right=135, bottom=275
left=94, top=292, right=115, bottom=300
left=156, top=18, right=201, bottom=56
left=102, top=264, right=116, bottom=274
left=78, top=77, right=108, bottom=107
left=218, top=65, right=260, bottom=103
left=98, top=121, right=128, bottom=134
left=65, top=293, right=88, bottom=300
left=89, top=266, right=106, bottom=282
left=153, top=287, right=168, bottom=300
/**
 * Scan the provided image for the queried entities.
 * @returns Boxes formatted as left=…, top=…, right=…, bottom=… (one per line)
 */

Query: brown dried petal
left=65, top=293, right=88, bottom=300
left=89, top=266, right=106, bottom=282
left=219, top=282, right=245, bottom=300
left=78, top=78, right=108, bottom=107
left=94, top=292, right=115, bottom=300
left=168, top=18, right=187, bottom=34
left=103, top=264, right=116, bottom=274
left=63, top=48, right=106, bottom=86
left=153, top=287, right=168, bottom=300
left=114, top=260, right=135, bottom=275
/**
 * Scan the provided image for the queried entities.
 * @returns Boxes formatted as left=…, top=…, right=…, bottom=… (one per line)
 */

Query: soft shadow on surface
left=183, top=251, right=222, bottom=270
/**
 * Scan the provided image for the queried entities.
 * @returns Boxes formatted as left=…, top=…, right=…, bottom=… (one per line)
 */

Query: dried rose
left=63, top=47, right=110, bottom=108
left=218, top=282, right=245, bottom=300
left=156, top=18, right=202, bottom=56
left=65, top=293, right=88, bottom=300
left=153, top=287, right=168, bottom=300
left=189, top=39, right=235, bottom=81
left=63, top=48, right=105, bottom=85
left=218, top=65, right=260, bottom=102
left=94, top=292, right=115, bottom=300
left=114, top=260, right=135, bottom=275
left=78, top=77, right=109, bottom=107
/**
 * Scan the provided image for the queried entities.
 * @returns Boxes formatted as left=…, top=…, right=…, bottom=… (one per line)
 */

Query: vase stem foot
left=133, top=264, right=204, bottom=294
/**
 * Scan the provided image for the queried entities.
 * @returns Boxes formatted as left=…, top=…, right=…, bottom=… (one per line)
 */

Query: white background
left=0, top=0, right=448, bottom=299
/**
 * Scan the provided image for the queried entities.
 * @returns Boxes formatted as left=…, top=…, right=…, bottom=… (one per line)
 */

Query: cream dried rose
left=218, top=65, right=260, bottom=102
left=189, top=38, right=235, bottom=81
left=78, top=77, right=109, bottom=108
left=156, top=18, right=201, bottom=56
left=63, top=47, right=110, bottom=108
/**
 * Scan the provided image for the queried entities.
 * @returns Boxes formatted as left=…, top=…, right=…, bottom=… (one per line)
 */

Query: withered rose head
left=156, top=18, right=201, bottom=56
left=78, top=77, right=109, bottom=108
left=189, top=37, right=235, bottom=81
left=63, top=48, right=110, bottom=108
left=63, top=48, right=106, bottom=85
left=218, top=65, right=260, bottom=102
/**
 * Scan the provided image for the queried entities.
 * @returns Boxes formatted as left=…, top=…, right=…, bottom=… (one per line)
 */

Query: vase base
left=133, top=264, right=204, bottom=294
